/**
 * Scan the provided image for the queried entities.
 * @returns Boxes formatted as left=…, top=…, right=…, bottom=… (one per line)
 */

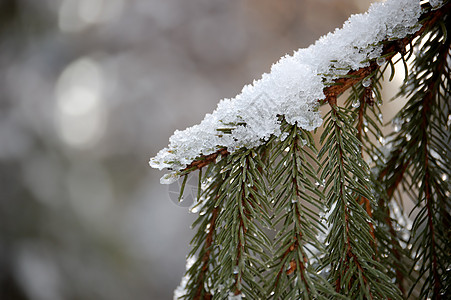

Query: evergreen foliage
left=156, top=1, right=450, bottom=299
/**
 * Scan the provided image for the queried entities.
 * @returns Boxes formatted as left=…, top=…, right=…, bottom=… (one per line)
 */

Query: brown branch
left=183, top=148, right=229, bottom=173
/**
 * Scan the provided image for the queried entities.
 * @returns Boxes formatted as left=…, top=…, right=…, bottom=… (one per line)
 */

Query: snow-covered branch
left=150, top=0, right=422, bottom=183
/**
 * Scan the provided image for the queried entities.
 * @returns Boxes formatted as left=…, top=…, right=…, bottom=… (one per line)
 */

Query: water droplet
left=441, top=173, right=448, bottom=181
left=352, top=98, right=360, bottom=108
left=364, top=126, right=369, bottom=133
left=406, top=133, right=412, bottom=141
left=376, top=57, right=386, bottom=66
left=291, top=198, right=297, bottom=203
left=315, top=181, right=320, bottom=187
left=284, top=147, right=290, bottom=152
left=190, top=206, right=200, bottom=213
left=233, top=266, right=239, bottom=274
left=391, top=117, right=402, bottom=132
left=160, top=173, right=180, bottom=185
left=378, top=136, right=386, bottom=146
left=378, top=113, right=383, bottom=122
left=362, top=77, right=372, bottom=87
left=414, top=263, right=421, bottom=271
left=447, top=114, right=451, bottom=127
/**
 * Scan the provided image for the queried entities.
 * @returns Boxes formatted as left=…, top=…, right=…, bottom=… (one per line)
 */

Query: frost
left=173, top=256, right=197, bottom=300
left=228, top=293, right=243, bottom=300
left=150, top=0, right=421, bottom=182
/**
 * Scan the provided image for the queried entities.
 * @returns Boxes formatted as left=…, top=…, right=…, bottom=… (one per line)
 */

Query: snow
left=173, top=256, right=197, bottom=300
left=150, top=0, right=421, bottom=183
left=228, top=293, right=243, bottom=300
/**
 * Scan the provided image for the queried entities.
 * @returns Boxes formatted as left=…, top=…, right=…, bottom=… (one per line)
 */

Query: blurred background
left=0, top=0, right=384, bottom=299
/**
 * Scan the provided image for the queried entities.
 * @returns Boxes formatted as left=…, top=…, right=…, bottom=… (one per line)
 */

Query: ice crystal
left=151, top=0, right=421, bottom=183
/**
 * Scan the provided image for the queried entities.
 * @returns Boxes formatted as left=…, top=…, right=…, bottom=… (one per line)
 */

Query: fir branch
left=380, top=6, right=451, bottom=297
left=180, top=148, right=229, bottom=175
left=170, top=2, right=451, bottom=300
left=268, top=123, right=337, bottom=299
left=319, top=96, right=402, bottom=299
left=180, top=164, right=227, bottom=299
left=193, top=207, right=218, bottom=300
left=210, top=148, right=272, bottom=299
left=346, top=68, right=412, bottom=295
